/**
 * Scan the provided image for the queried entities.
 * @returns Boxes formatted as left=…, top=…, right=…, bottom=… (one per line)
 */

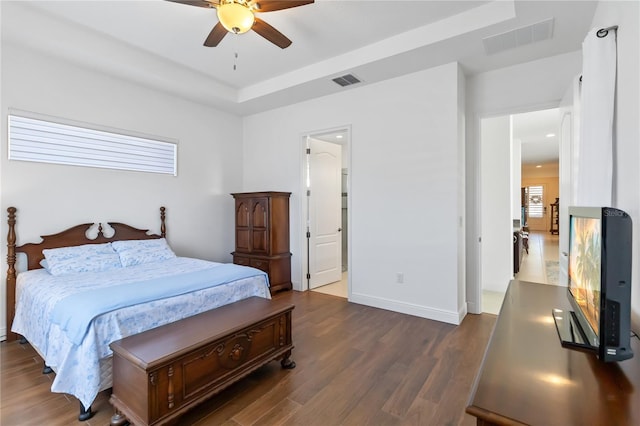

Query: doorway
left=523, top=184, right=548, bottom=231
left=480, top=108, right=561, bottom=314
left=302, top=127, right=350, bottom=298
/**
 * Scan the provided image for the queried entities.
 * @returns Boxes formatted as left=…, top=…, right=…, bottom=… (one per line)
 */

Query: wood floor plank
left=401, top=396, right=439, bottom=426
left=1, top=290, right=495, bottom=426
left=246, top=397, right=302, bottom=426
left=382, top=356, right=439, bottom=418
left=340, top=361, right=406, bottom=425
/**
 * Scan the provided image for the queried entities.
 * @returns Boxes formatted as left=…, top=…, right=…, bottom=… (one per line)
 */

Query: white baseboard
left=0, top=326, right=6, bottom=342
left=350, top=292, right=464, bottom=325
left=457, top=303, right=468, bottom=323
left=467, top=300, right=480, bottom=315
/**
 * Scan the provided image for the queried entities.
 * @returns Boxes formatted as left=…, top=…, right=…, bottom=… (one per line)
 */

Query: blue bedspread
left=12, top=257, right=271, bottom=409
left=51, top=263, right=267, bottom=345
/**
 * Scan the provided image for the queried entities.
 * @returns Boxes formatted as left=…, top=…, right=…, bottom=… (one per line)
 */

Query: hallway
left=483, top=231, right=560, bottom=314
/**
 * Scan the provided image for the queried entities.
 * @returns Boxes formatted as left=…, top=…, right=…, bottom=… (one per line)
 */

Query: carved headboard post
left=7, top=207, right=17, bottom=341
left=160, top=206, right=166, bottom=238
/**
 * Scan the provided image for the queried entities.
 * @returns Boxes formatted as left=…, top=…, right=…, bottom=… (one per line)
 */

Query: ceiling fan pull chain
left=232, top=33, right=239, bottom=71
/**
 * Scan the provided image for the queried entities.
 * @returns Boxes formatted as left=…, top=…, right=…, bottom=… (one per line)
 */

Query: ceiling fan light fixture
left=217, top=2, right=255, bottom=34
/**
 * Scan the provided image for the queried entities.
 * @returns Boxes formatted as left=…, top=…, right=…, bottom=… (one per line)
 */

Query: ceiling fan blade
left=165, top=0, right=216, bottom=8
left=204, top=22, right=228, bottom=47
left=252, top=17, right=292, bottom=49
left=253, top=1, right=313, bottom=12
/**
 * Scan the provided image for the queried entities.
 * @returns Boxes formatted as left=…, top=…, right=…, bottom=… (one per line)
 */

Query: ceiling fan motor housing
left=217, top=1, right=255, bottom=34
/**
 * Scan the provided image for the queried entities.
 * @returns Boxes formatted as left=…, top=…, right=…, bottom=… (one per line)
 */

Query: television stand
left=552, top=308, right=596, bottom=351
left=467, top=280, right=640, bottom=425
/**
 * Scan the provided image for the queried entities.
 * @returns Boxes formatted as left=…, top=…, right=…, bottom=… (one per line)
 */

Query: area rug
left=545, top=260, right=559, bottom=285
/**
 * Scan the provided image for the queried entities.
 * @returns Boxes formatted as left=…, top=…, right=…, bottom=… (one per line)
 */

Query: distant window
left=8, top=114, right=177, bottom=176
left=527, top=185, right=544, bottom=218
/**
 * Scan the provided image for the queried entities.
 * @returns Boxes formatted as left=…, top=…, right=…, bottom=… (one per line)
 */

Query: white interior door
left=308, top=138, right=342, bottom=289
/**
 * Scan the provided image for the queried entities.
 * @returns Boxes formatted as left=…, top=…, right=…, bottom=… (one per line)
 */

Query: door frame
left=299, top=125, right=352, bottom=297
left=471, top=102, right=560, bottom=314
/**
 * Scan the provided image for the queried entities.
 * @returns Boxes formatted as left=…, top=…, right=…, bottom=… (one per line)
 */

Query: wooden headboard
left=5, top=206, right=166, bottom=341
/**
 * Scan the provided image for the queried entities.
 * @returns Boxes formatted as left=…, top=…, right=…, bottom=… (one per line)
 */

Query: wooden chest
left=109, top=297, right=295, bottom=426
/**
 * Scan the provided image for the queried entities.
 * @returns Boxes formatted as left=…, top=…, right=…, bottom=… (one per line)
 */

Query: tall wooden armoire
left=231, top=192, right=292, bottom=293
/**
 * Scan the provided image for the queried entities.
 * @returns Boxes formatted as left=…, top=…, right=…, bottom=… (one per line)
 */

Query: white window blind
left=8, top=114, right=177, bottom=175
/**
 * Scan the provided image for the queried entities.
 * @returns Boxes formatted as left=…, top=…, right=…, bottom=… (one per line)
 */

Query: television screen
left=568, top=216, right=602, bottom=338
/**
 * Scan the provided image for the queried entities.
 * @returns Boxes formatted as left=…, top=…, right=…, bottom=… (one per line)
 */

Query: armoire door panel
left=236, top=202, right=250, bottom=228
left=252, top=230, right=268, bottom=253
left=251, top=199, right=268, bottom=228
left=236, top=230, right=250, bottom=252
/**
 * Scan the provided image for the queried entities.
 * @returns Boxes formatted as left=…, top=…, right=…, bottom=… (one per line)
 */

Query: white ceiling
left=513, top=107, right=560, bottom=166
left=3, top=0, right=598, bottom=117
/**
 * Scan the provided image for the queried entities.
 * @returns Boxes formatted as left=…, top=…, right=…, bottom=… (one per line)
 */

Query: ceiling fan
left=167, top=0, right=314, bottom=49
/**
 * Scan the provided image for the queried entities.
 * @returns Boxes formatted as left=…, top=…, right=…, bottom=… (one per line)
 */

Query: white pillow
left=39, top=259, right=50, bottom=272
left=111, top=238, right=176, bottom=267
left=43, top=243, right=122, bottom=276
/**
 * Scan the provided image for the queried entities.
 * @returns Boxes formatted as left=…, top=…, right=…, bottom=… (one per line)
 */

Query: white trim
left=350, top=292, right=464, bottom=325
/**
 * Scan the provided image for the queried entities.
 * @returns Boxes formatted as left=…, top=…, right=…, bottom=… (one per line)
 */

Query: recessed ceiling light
left=546, top=133, right=556, bottom=138
left=336, top=135, right=343, bottom=139
left=536, top=165, right=542, bottom=168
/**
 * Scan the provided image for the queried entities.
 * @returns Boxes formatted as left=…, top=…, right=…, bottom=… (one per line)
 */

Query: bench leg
left=280, top=350, right=296, bottom=369
left=78, top=402, right=92, bottom=421
left=110, top=410, right=128, bottom=426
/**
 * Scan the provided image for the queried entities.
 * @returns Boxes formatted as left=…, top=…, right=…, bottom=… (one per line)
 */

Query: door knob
left=338, top=228, right=342, bottom=232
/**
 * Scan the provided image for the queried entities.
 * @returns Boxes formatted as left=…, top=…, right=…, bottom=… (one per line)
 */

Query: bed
left=5, top=206, right=271, bottom=420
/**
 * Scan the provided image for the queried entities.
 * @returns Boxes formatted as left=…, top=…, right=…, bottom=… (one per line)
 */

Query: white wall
left=456, top=66, right=467, bottom=312
left=590, top=0, right=640, bottom=328
left=0, top=42, right=244, bottom=338
left=480, top=115, right=513, bottom=293
left=466, top=51, right=583, bottom=313
left=512, top=138, right=522, bottom=224
left=243, top=63, right=467, bottom=324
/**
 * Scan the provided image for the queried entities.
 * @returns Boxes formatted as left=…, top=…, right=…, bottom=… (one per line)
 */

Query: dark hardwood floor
left=0, top=290, right=496, bottom=426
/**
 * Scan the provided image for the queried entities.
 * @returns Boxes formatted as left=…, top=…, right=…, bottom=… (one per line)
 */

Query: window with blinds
left=526, top=185, right=544, bottom=218
left=8, top=114, right=177, bottom=176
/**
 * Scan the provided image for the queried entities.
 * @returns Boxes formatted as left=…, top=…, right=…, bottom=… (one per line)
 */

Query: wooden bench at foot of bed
left=109, top=297, right=295, bottom=426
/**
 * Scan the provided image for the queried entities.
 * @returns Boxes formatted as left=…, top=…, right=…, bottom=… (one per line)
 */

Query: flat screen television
left=553, top=206, right=634, bottom=362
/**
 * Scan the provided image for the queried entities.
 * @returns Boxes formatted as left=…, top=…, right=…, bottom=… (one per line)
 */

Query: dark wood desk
left=467, top=280, right=640, bottom=426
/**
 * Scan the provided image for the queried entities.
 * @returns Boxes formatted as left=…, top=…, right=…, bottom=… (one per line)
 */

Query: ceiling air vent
left=483, top=18, right=555, bottom=55
left=332, top=74, right=361, bottom=87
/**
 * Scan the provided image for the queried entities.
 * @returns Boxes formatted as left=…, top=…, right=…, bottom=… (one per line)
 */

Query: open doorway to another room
left=480, top=108, right=560, bottom=315
left=302, top=128, right=350, bottom=298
